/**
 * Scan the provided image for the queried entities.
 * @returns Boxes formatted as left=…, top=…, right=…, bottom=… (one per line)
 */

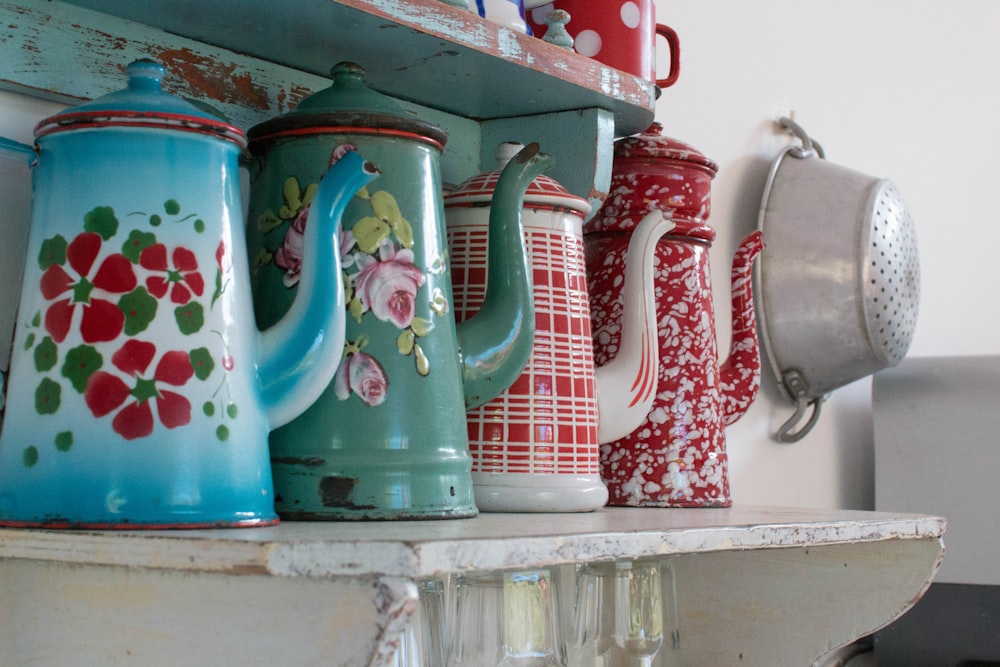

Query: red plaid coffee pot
left=446, top=142, right=674, bottom=512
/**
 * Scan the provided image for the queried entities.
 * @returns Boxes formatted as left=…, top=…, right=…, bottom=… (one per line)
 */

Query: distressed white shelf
left=0, top=506, right=945, bottom=665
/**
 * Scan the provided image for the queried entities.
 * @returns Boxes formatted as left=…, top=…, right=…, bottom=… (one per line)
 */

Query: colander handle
left=777, top=117, right=826, bottom=159
left=776, top=369, right=825, bottom=443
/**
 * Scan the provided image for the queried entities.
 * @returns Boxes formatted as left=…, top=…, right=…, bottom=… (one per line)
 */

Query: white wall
left=2, top=1, right=997, bottom=511
left=654, top=0, right=1000, bottom=509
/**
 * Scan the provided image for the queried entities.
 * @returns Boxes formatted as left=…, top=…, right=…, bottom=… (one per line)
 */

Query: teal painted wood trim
left=0, top=0, right=328, bottom=129
left=0, top=0, right=481, bottom=187
left=1, top=1, right=631, bottom=205
left=59, top=0, right=655, bottom=133
left=481, top=108, right=617, bottom=218
left=395, top=100, right=483, bottom=191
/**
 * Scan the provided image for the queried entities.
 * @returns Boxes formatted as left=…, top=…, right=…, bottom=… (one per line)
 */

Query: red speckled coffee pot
left=584, top=123, right=764, bottom=507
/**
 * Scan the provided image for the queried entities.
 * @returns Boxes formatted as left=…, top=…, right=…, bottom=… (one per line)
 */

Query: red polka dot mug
left=527, top=0, right=680, bottom=89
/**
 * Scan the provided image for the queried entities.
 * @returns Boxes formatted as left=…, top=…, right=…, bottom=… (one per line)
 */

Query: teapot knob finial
left=125, top=59, right=166, bottom=92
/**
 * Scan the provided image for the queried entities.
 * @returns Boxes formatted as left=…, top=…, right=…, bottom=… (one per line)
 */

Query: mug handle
left=655, top=24, right=681, bottom=88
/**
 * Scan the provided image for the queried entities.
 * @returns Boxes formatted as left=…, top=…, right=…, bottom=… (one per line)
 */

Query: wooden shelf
left=1, top=0, right=645, bottom=206
left=0, top=506, right=945, bottom=665
left=0, top=505, right=944, bottom=578
left=59, top=0, right=656, bottom=131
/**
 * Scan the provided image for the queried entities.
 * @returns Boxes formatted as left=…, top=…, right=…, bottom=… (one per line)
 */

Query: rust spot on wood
left=287, top=83, right=313, bottom=110
left=87, top=29, right=127, bottom=51
left=153, top=47, right=270, bottom=111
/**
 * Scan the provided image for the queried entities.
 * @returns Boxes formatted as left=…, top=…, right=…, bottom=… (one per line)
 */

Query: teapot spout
left=257, top=150, right=379, bottom=428
left=595, top=210, right=676, bottom=443
left=719, top=230, right=765, bottom=426
left=458, top=143, right=554, bottom=409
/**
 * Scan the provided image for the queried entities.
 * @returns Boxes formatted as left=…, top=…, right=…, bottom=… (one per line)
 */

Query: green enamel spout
left=457, top=142, right=553, bottom=409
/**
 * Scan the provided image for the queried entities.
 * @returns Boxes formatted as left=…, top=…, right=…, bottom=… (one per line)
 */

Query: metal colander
left=755, top=117, right=921, bottom=442
left=866, top=181, right=920, bottom=365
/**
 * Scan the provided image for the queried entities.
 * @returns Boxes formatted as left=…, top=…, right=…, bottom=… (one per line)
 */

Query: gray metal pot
left=755, top=117, right=920, bottom=442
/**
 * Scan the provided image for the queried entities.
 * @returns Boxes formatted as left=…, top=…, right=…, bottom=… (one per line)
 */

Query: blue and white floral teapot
left=0, top=60, right=377, bottom=528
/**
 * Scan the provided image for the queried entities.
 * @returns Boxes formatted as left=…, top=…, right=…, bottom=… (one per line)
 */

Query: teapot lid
left=34, top=59, right=246, bottom=147
left=444, top=142, right=592, bottom=215
left=614, top=122, right=718, bottom=174
left=248, top=62, right=448, bottom=150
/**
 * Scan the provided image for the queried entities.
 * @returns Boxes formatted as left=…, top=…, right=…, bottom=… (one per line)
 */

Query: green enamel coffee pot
left=246, top=62, right=550, bottom=520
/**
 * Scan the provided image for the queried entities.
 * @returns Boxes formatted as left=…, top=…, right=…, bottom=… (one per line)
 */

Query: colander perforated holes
left=865, top=181, right=920, bottom=365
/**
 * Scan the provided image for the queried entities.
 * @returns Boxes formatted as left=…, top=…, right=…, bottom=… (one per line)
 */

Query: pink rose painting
left=274, top=206, right=308, bottom=287
left=334, top=349, right=388, bottom=407
left=353, top=244, right=425, bottom=328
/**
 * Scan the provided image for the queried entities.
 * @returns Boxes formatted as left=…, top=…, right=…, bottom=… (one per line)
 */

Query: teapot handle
left=0, top=136, right=38, bottom=166
left=594, top=209, right=675, bottom=443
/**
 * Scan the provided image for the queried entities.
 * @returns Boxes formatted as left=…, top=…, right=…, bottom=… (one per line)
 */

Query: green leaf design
left=121, top=229, right=157, bottom=263
left=279, top=177, right=305, bottom=219
left=35, top=377, right=61, bottom=414
left=55, top=431, right=73, bottom=452
left=353, top=216, right=390, bottom=255
left=31, top=311, right=41, bottom=327
left=349, top=296, right=364, bottom=324
left=83, top=206, right=119, bottom=240
left=371, top=191, right=413, bottom=248
left=410, top=317, right=434, bottom=338
left=164, top=199, right=181, bottom=215
left=397, top=329, right=415, bottom=355
left=302, top=183, right=318, bottom=208
left=194, top=219, right=205, bottom=234
left=175, top=301, right=205, bottom=335
left=258, top=209, right=284, bottom=234
left=414, top=342, right=430, bottom=377
left=211, top=268, right=226, bottom=309
left=23, top=446, right=38, bottom=468
left=33, top=336, right=58, bottom=372
left=62, top=345, right=103, bottom=394
left=38, top=235, right=67, bottom=270
left=189, top=347, right=215, bottom=381
left=119, top=287, right=158, bottom=336
left=23, top=332, right=35, bottom=351
left=251, top=248, right=273, bottom=274
left=150, top=214, right=163, bottom=227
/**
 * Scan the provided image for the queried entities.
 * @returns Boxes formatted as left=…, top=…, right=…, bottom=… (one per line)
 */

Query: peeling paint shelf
left=0, top=506, right=945, bottom=665
left=56, top=0, right=657, bottom=133
left=1, top=0, right=643, bottom=209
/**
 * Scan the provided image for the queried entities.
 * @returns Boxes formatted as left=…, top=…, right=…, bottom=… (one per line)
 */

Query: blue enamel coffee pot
left=0, top=60, right=376, bottom=528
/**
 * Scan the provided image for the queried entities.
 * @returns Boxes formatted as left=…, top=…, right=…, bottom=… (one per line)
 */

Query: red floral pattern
left=20, top=198, right=236, bottom=450
left=140, top=243, right=205, bottom=304
left=39, top=232, right=137, bottom=343
left=84, top=339, right=195, bottom=441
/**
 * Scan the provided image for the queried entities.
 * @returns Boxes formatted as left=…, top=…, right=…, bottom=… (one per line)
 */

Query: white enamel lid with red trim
left=444, top=142, right=592, bottom=216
